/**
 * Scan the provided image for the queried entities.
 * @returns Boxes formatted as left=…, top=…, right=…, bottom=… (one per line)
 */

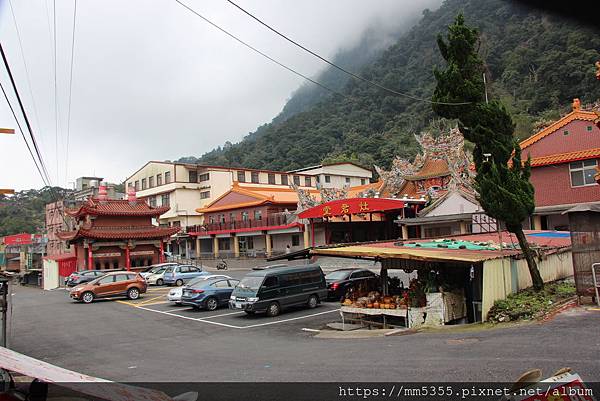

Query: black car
left=325, top=268, right=379, bottom=301
left=65, top=269, right=123, bottom=287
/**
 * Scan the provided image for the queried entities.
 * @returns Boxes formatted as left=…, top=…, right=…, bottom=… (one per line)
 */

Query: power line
left=0, top=80, right=49, bottom=187
left=7, top=0, right=45, bottom=144
left=53, top=0, right=59, bottom=185
left=0, top=42, right=53, bottom=186
left=65, top=0, right=78, bottom=183
left=174, top=0, right=349, bottom=100
left=225, top=0, right=471, bottom=106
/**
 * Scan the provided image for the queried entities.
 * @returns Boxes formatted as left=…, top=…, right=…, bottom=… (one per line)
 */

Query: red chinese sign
left=2, top=233, right=34, bottom=246
left=298, top=198, right=405, bottom=219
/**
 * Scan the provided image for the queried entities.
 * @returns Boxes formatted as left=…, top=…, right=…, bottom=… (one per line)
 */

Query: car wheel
left=175, top=279, right=184, bottom=287
left=127, top=287, right=140, bottom=300
left=307, top=294, right=319, bottom=309
left=206, top=297, right=218, bottom=311
left=244, top=311, right=255, bottom=315
left=266, top=301, right=280, bottom=317
left=81, top=292, right=94, bottom=304
left=156, top=279, right=164, bottom=286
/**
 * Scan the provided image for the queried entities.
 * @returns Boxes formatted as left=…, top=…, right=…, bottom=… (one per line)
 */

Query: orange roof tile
left=520, top=110, right=598, bottom=150
left=404, top=158, right=450, bottom=180
left=66, top=198, right=170, bottom=218
left=347, top=180, right=384, bottom=197
left=529, top=147, right=600, bottom=167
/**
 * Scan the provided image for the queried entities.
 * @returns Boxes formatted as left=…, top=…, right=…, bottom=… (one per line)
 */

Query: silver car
left=168, top=274, right=232, bottom=305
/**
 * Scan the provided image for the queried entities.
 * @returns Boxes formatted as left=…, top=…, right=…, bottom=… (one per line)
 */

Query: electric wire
left=65, top=0, right=78, bottom=183
left=0, top=42, right=53, bottom=186
left=0, top=79, right=49, bottom=187
left=7, top=0, right=45, bottom=146
left=225, top=0, right=471, bottom=106
left=53, top=0, right=59, bottom=185
left=174, top=0, right=350, bottom=100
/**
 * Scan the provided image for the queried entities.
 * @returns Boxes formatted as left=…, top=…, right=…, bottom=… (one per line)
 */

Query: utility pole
left=1, top=127, right=15, bottom=195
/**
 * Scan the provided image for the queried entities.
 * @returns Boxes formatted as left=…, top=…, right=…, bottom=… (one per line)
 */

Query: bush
left=488, top=281, right=576, bottom=323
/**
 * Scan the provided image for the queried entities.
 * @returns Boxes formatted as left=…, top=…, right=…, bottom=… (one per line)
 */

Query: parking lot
left=116, top=285, right=341, bottom=330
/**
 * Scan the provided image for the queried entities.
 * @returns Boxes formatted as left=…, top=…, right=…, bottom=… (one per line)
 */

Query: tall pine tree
left=432, top=15, right=544, bottom=290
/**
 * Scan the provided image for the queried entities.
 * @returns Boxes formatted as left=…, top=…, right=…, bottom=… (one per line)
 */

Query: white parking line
left=131, top=304, right=339, bottom=329
left=134, top=305, right=243, bottom=329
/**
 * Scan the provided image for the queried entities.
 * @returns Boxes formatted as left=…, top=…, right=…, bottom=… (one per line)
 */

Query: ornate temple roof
left=66, top=198, right=170, bottom=218
left=57, top=225, right=180, bottom=241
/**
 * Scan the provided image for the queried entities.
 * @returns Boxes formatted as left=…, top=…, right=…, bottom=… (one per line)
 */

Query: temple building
left=57, top=186, right=180, bottom=271
left=521, top=99, right=600, bottom=230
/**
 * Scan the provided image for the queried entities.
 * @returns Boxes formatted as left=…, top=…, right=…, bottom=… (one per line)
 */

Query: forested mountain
left=184, top=0, right=600, bottom=171
left=0, top=188, right=72, bottom=237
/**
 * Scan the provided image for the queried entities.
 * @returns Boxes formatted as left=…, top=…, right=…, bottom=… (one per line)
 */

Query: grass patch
left=488, top=281, right=576, bottom=323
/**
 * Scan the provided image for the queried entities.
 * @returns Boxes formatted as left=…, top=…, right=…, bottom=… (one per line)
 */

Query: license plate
left=234, top=302, right=242, bottom=308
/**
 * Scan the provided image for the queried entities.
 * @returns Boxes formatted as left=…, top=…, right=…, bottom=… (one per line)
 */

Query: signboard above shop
left=298, top=198, right=406, bottom=219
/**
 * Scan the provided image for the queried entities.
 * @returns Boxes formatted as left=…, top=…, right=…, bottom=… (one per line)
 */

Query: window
left=254, top=210, right=262, bottom=220
left=316, top=176, right=320, bottom=183
left=189, top=170, right=198, bottom=183
left=199, top=173, right=209, bottom=182
left=218, top=238, right=231, bottom=250
left=361, top=178, right=366, bottom=185
left=236, top=171, right=246, bottom=182
left=281, top=273, right=300, bottom=286
left=161, top=193, right=170, bottom=206
left=291, top=234, right=300, bottom=247
left=281, top=175, right=288, bottom=185
left=149, top=196, right=157, bottom=207
left=209, top=216, right=215, bottom=224
left=268, top=173, right=276, bottom=185
left=114, top=274, right=130, bottom=282
left=563, top=130, right=569, bottom=136
left=345, top=177, right=351, bottom=184
left=293, top=175, right=300, bottom=186
left=570, top=160, right=597, bottom=187
left=179, top=266, right=189, bottom=273
left=157, top=174, right=162, bottom=186
left=148, top=176, right=154, bottom=188
left=305, top=176, right=311, bottom=187
left=212, top=280, right=229, bottom=288
left=251, top=171, right=259, bottom=183
left=299, top=270, right=322, bottom=284
left=141, top=178, right=147, bottom=190
left=325, top=175, right=331, bottom=183
left=165, top=171, right=171, bottom=184
left=219, top=214, right=226, bottom=223
left=97, top=275, right=115, bottom=285
left=200, top=191, right=210, bottom=199
left=246, top=236, right=254, bottom=250
left=134, top=180, right=140, bottom=191
left=188, top=266, right=200, bottom=272
left=263, top=276, right=278, bottom=288
left=241, top=211, right=249, bottom=221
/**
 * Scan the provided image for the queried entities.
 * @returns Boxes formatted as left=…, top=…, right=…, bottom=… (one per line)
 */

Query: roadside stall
left=311, top=231, right=573, bottom=327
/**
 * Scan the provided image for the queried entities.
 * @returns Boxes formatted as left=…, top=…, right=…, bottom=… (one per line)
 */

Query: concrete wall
left=481, top=251, right=573, bottom=320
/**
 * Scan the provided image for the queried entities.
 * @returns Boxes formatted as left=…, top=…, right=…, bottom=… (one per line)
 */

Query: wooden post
left=213, top=236, right=219, bottom=258
left=532, top=215, right=542, bottom=230
left=401, top=225, right=409, bottom=240
left=265, top=234, right=272, bottom=257
left=303, top=226, right=310, bottom=248
left=233, top=235, right=240, bottom=258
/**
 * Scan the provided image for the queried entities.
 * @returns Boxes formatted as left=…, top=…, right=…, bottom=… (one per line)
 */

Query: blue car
left=180, top=278, right=240, bottom=311
left=163, top=264, right=208, bottom=286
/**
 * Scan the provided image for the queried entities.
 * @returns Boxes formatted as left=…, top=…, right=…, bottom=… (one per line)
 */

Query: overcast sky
left=0, top=0, right=441, bottom=191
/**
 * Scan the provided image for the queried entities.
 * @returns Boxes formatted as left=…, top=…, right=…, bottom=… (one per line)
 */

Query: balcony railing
left=187, top=214, right=294, bottom=234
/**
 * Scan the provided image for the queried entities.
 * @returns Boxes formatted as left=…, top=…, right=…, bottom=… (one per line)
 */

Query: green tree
left=432, top=14, right=544, bottom=290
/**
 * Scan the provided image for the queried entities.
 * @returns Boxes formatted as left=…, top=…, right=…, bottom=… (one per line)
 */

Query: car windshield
left=237, top=276, right=263, bottom=291
left=147, top=266, right=165, bottom=274
left=325, top=270, right=351, bottom=280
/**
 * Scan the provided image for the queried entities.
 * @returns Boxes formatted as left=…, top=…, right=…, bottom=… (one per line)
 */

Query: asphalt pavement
left=7, top=284, right=600, bottom=383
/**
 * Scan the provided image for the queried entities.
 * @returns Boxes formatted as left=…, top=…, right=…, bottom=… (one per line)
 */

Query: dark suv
left=325, top=268, right=379, bottom=301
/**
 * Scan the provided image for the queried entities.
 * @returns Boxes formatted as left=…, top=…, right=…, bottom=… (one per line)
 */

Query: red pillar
left=159, top=241, right=165, bottom=263
left=87, top=246, right=93, bottom=270
left=311, top=220, right=315, bottom=248
left=125, top=247, right=131, bottom=271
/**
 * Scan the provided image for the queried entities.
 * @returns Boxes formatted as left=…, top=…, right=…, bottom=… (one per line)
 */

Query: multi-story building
left=72, top=176, right=124, bottom=201
left=125, top=161, right=372, bottom=257
left=287, top=162, right=373, bottom=188
left=521, top=99, right=600, bottom=230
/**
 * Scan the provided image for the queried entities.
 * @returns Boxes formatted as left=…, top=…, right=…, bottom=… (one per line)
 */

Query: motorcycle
left=216, top=259, right=228, bottom=270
